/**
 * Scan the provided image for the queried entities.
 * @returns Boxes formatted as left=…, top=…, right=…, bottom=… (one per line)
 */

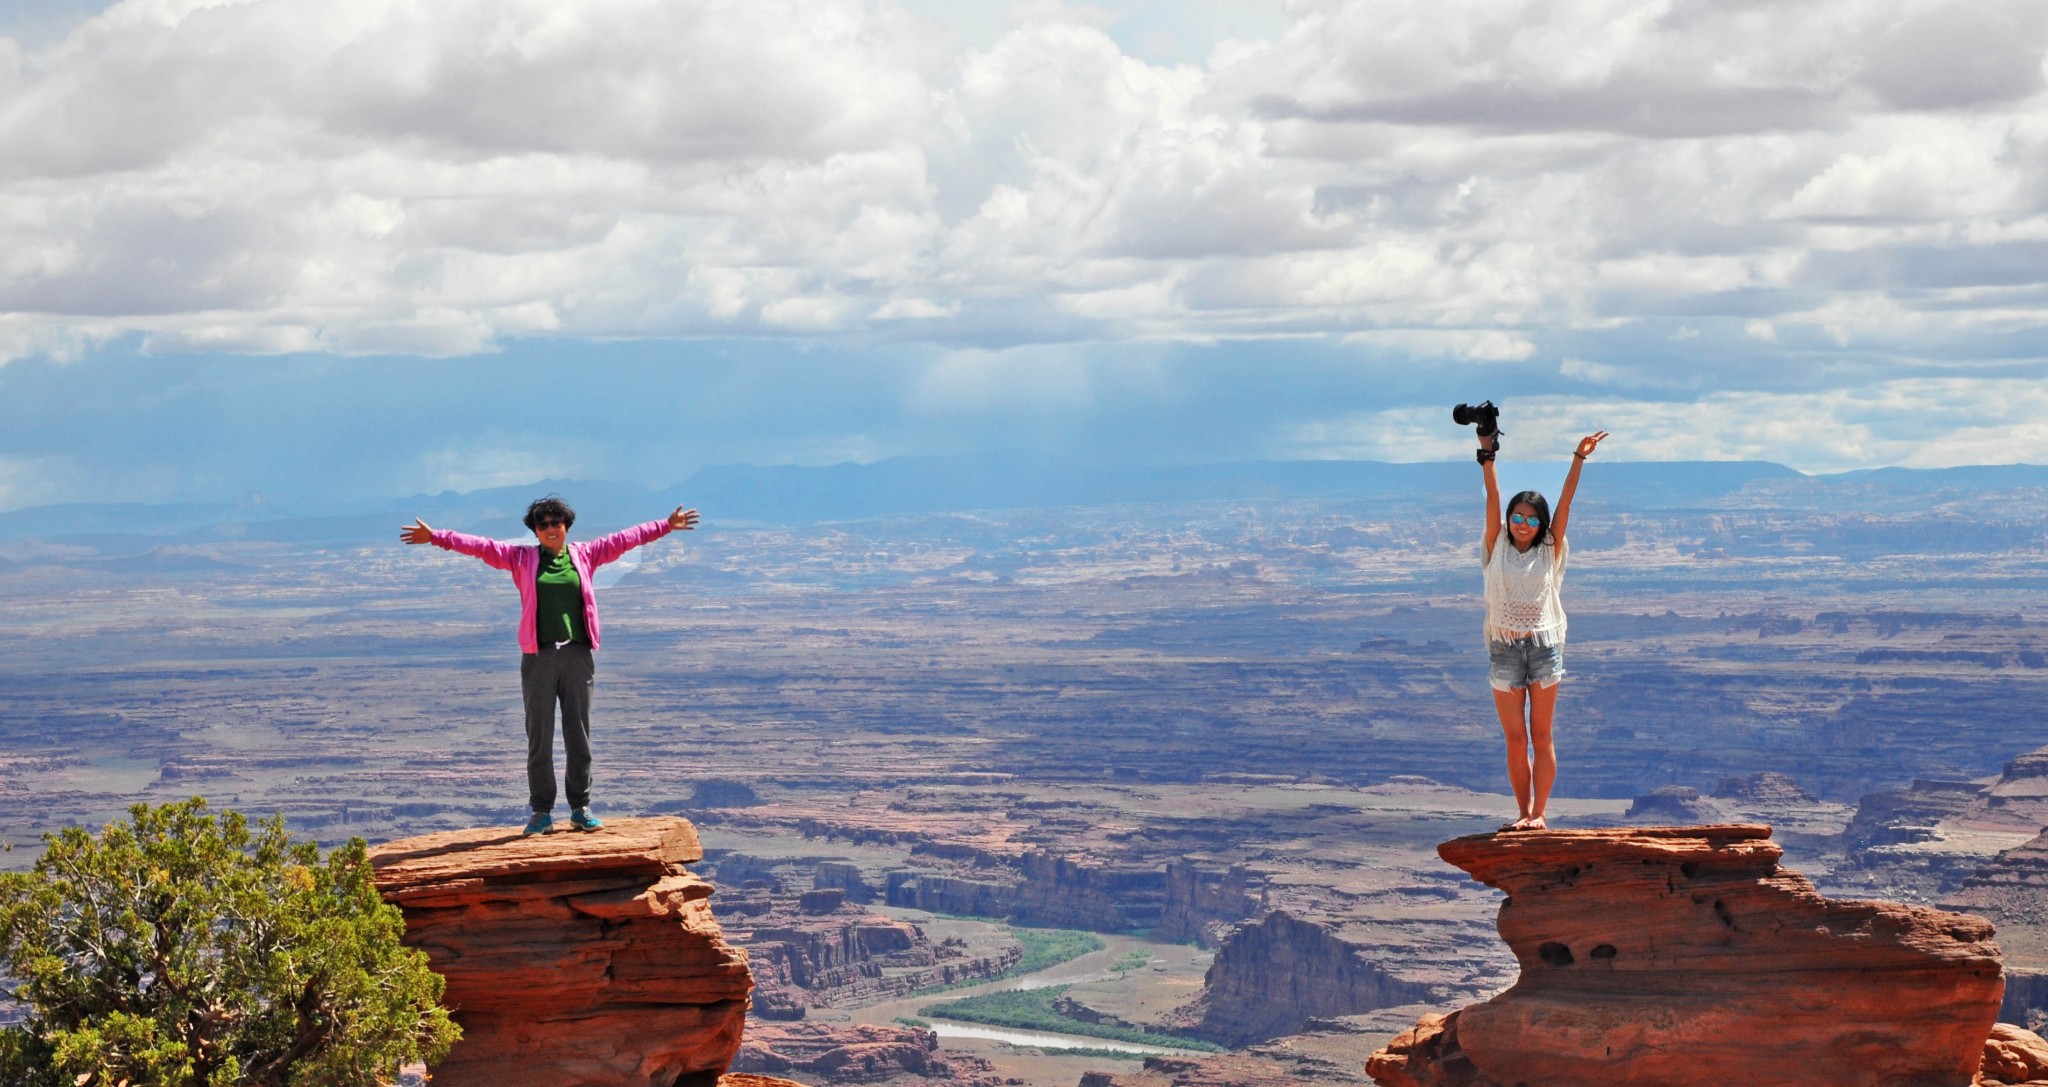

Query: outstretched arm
left=1550, top=431, right=1608, bottom=542
left=583, top=507, right=700, bottom=567
left=1481, top=435, right=1503, bottom=563
left=400, top=518, right=524, bottom=571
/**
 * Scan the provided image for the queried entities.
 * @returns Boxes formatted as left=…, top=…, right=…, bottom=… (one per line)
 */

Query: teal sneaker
left=570, top=807, right=604, bottom=832
left=522, top=811, right=553, bottom=836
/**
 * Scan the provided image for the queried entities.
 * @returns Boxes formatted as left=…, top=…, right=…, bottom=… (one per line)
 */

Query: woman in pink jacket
left=401, top=496, right=699, bottom=835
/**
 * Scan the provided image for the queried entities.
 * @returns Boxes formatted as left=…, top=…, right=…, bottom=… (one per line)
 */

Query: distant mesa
left=647, top=779, right=764, bottom=811
left=1368, top=825, right=2019, bottom=1087
left=693, top=779, right=765, bottom=808
left=1711, top=770, right=1815, bottom=804
left=1175, top=910, right=1436, bottom=1048
left=1622, top=785, right=1729, bottom=823
left=369, top=817, right=751, bottom=1087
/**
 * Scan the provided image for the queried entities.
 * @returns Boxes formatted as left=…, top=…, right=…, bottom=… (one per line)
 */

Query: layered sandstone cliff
left=1948, top=827, right=2048, bottom=1031
left=733, top=1021, right=1006, bottom=1085
left=1368, top=825, right=2007, bottom=1087
left=370, top=817, right=752, bottom=1087
left=1176, top=909, right=1437, bottom=1047
left=1846, top=745, right=2048, bottom=896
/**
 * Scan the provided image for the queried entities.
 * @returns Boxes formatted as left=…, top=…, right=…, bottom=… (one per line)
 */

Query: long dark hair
left=1504, top=490, right=1552, bottom=549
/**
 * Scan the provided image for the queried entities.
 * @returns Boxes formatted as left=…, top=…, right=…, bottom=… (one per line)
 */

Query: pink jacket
left=431, top=519, right=672, bottom=653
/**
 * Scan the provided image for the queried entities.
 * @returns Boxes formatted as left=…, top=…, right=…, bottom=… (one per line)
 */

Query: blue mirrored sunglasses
left=1509, top=514, right=1541, bottom=527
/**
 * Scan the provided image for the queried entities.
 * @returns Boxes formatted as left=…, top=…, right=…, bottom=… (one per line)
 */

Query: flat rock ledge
left=371, top=817, right=752, bottom=1087
left=1368, top=825, right=2010, bottom=1087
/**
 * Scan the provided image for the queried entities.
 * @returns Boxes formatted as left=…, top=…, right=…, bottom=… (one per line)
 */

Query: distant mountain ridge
left=6, top=454, right=2047, bottom=542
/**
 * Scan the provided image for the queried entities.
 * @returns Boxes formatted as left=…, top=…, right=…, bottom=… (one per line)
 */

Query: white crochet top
left=1483, top=535, right=1568, bottom=646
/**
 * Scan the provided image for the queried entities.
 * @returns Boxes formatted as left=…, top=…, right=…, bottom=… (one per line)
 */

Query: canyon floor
left=7, top=487, right=2048, bottom=1082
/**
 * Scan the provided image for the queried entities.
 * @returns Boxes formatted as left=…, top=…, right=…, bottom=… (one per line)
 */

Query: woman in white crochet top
left=1479, top=427, right=1607, bottom=831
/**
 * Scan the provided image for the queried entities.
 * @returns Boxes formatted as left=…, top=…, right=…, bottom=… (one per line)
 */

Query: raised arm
left=1550, top=431, right=1608, bottom=542
left=1481, top=434, right=1503, bottom=562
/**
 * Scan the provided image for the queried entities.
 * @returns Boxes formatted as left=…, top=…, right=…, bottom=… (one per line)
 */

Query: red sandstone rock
left=718, top=1076, right=809, bottom=1087
left=1368, top=825, right=2006, bottom=1087
left=370, top=817, right=752, bottom=1087
left=1978, top=1022, right=2048, bottom=1085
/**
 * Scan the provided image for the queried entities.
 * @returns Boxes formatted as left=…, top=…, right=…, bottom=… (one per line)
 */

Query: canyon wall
left=882, top=849, right=1165, bottom=931
left=1946, top=826, right=2048, bottom=1032
left=1155, top=861, right=1266, bottom=947
left=735, top=904, right=1019, bottom=1017
left=370, top=818, right=751, bottom=1087
left=733, top=1022, right=1006, bottom=1086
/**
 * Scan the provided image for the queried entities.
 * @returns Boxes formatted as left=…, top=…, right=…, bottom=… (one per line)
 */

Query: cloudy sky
left=3, top=0, right=2047, bottom=510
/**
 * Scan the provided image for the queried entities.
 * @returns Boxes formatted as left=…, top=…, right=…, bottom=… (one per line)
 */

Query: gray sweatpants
left=520, top=643, right=594, bottom=813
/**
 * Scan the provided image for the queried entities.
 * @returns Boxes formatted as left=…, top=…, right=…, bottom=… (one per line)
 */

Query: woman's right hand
left=1575, top=431, right=1609, bottom=458
left=399, top=518, right=433, bottom=545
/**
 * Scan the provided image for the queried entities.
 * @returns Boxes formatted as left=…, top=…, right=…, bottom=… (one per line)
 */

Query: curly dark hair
left=1504, top=490, right=1553, bottom=548
left=523, top=495, right=576, bottom=532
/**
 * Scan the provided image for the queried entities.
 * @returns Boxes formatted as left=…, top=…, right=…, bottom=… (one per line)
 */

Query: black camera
left=1453, top=400, right=1501, bottom=439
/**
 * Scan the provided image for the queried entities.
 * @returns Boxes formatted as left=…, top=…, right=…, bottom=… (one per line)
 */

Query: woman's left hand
left=1576, top=431, right=1609, bottom=459
left=668, top=506, right=701, bottom=532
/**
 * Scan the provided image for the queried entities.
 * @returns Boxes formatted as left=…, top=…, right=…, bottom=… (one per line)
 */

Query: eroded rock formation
left=1368, top=825, right=2007, bottom=1087
left=370, top=817, right=751, bottom=1087
left=1176, top=909, right=1437, bottom=1047
left=712, top=860, right=1020, bottom=1018
left=733, top=1022, right=1005, bottom=1085
left=1623, top=785, right=1728, bottom=823
left=1712, top=770, right=1815, bottom=804
left=1948, top=827, right=2048, bottom=1032
left=1846, top=747, right=2048, bottom=897
left=1156, top=861, right=1266, bottom=947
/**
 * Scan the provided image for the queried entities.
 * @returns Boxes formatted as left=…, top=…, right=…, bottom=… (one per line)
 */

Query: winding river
left=848, top=930, right=1214, bottom=1057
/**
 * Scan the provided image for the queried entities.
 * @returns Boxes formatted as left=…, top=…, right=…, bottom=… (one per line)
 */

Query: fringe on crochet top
left=1483, top=535, right=1568, bottom=646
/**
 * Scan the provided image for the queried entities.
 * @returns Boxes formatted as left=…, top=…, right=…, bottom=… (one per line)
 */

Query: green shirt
left=534, top=548, right=588, bottom=646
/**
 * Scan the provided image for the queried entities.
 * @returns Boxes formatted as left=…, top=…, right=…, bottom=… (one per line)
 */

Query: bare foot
left=1524, top=815, right=1548, bottom=831
left=1499, top=816, right=1533, bottom=832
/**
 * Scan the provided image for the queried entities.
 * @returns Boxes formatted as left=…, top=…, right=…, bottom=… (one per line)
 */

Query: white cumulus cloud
left=0, top=0, right=2042, bottom=446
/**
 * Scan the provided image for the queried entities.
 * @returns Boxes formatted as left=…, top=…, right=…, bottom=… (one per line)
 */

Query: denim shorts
left=1488, top=636, right=1565, bottom=692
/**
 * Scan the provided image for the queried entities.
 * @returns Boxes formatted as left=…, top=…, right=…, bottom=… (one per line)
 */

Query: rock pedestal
left=1369, top=825, right=2006, bottom=1087
left=370, top=817, right=752, bottom=1087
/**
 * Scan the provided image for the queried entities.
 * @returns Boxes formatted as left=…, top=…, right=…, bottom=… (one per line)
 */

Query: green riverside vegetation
left=916, top=986, right=1223, bottom=1053
left=904, top=923, right=1106, bottom=998
left=0, top=798, right=459, bottom=1087
left=1010, top=926, right=1107, bottom=974
left=1109, top=949, right=1153, bottom=973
